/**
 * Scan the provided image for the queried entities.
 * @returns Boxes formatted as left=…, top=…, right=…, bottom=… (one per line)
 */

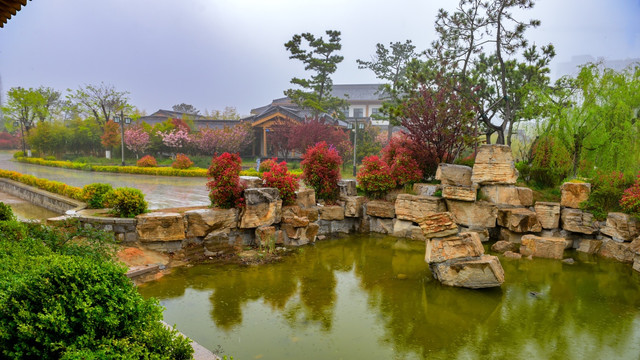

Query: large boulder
left=255, top=225, right=276, bottom=247
left=392, top=219, right=425, bottom=241
left=370, top=217, right=394, bottom=234
left=435, top=164, right=473, bottom=186
left=184, top=208, right=238, bottom=238
left=560, top=208, right=597, bottom=234
left=499, top=228, right=525, bottom=244
left=425, top=233, right=484, bottom=263
left=136, top=212, right=185, bottom=242
left=338, top=180, right=357, bottom=197
left=497, top=207, right=542, bottom=233
left=442, top=184, right=478, bottom=202
left=239, top=188, right=281, bottom=228
left=417, top=212, right=459, bottom=239
left=319, top=205, right=345, bottom=221
left=519, top=234, right=566, bottom=259
left=598, top=239, right=635, bottom=263
left=366, top=200, right=396, bottom=218
left=534, top=202, right=561, bottom=229
left=300, top=206, right=319, bottom=222
left=560, top=182, right=591, bottom=209
left=430, top=255, right=505, bottom=289
left=600, top=212, right=640, bottom=242
left=343, top=196, right=365, bottom=218
left=574, top=238, right=603, bottom=254
left=395, top=194, right=447, bottom=223
left=239, top=176, right=262, bottom=189
left=413, top=183, right=440, bottom=196
left=491, top=240, right=518, bottom=253
left=470, top=144, right=518, bottom=185
left=479, top=185, right=521, bottom=206
left=517, top=187, right=534, bottom=207
left=296, top=188, right=316, bottom=208
left=445, top=200, right=497, bottom=228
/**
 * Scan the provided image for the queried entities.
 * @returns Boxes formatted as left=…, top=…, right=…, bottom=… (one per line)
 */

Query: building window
left=353, top=108, right=363, bottom=118
left=343, top=107, right=350, bottom=118
left=371, top=108, right=380, bottom=116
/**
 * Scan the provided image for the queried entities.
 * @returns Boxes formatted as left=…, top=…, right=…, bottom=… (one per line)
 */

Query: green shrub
left=530, top=136, right=572, bottom=187
left=0, top=202, right=15, bottom=221
left=81, top=183, right=113, bottom=209
left=515, top=161, right=531, bottom=182
left=104, top=187, right=148, bottom=218
left=12, top=151, right=24, bottom=159
left=582, top=170, right=635, bottom=220
left=44, top=155, right=56, bottom=161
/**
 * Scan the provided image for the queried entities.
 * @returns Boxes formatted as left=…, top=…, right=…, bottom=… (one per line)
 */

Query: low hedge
left=0, top=169, right=83, bottom=201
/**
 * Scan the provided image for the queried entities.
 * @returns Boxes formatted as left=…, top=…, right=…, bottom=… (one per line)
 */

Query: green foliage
left=515, top=161, right=531, bottom=183
left=620, top=174, right=640, bottom=215
left=582, top=170, right=635, bottom=220
left=0, top=202, right=16, bottom=221
left=530, top=136, right=572, bottom=187
left=81, top=183, right=113, bottom=209
left=0, top=169, right=84, bottom=201
left=104, top=187, right=148, bottom=218
left=13, top=151, right=24, bottom=159
left=0, top=220, right=192, bottom=359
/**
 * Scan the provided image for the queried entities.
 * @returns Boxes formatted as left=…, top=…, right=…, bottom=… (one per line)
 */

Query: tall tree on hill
left=172, top=103, right=200, bottom=115
left=357, top=40, right=419, bottom=141
left=284, top=30, right=347, bottom=118
left=1, top=87, right=49, bottom=153
left=66, top=82, right=130, bottom=130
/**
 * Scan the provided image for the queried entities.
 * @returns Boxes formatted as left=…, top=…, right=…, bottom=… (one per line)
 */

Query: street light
left=352, top=117, right=358, bottom=177
left=113, top=111, right=131, bottom=166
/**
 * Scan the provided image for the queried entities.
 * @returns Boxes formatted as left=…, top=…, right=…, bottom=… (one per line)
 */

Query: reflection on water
left=0, top=191, right=60, bottom=220
left=0, top=151, right=209, bottom=209
left=138, top=235, right=640, bottom=359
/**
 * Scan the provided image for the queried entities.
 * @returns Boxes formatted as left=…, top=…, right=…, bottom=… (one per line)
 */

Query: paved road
left=0, top=151, right=210, bottom=209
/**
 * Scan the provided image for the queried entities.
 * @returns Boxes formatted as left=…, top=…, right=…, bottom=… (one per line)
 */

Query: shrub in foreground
left=172, top=153, right=194, bottom=169
left=262, top=160, right=299, bottom=206
left=582, top=170, right=635, bottom=220
left=0, top=202, right=15, bottom=221
left=357, top=155, right=395, bottom=199
left=259, top=158, right=277, bottom=173
left=104, top=187, right=148, bottom=218
left=620, top=174, right=640, bottom=215
left=81, top=183, right=113, bottom=209
left=301, top=142, right=342, bottom=203
left=207, top=152, right=244, bottom=208
left=137, top=155, right=158, bottom=167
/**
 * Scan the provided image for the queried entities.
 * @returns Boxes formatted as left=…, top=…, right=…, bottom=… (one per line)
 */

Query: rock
left=574, top=238, right=603, bottom=254
left=344, top=196, right=365, bottom=218
left=430, top=255, right=505, bottom=289
left=306, top=223, right=319, bottom=242
left=598, top=239, right=635, bottom=263
left=631, top=237, right=640, bottom=254
left=470, top=144, right=519, bottom=185
left=460, top=227, right=490, bottom=242
left=184, top=208, right=238, bottom=237
left=600, top=212, right=640, bottom=242
left=562, top=258, right=575, bottom=264
left=499, top=228, right=524, bottom=244
left=491, top=240, right=518, bottom=253
left=370, top=217, right=394, bottom=234
left=338, top=180, right=357, bottom=197
left=504, top=251, right=522, bottom=260
left=281, top=214, right=310, bottom=227
left=366, top=200, right=396, bottom=218
left=561, top=208, right=597, bottom=234
left=442, top=184, right=478, bottom=202
left=534, top=202, right=561, bottom=230
left=497, top=207, right=542, bottom=233
left=239, top=188, right=281, bottom=228
left=395, top=194, right=447, bottom=223
left=435, top=163, right=473, bottom=186
left=633, top=254, right=640, bottom=273
left=417, top=212, right=459, bottom=239
left=255, top=226, right=276, bottom=247
left=560, top=182, right=591, bottom=209
left=517, top=187, right=534, bottom=207
left=445, top=200, right=498, bottom=228
left=300, top=207, right=319, bottom=222
left=519, top=234, right=566, bottom=259
left=136, top=212, right=185, bottom=242
left=479, top=185, right=521, bottom=206
left=239, top=176, right=262, bottom=189
left=425, top=234, right=484, bottom=263
left=296, top=188, right=316, bottom=208
left=392, top=219, right=425, bottom=241
left=413, top=183, right=440, bottom=196
left=319, top=205, right=345, bottom=221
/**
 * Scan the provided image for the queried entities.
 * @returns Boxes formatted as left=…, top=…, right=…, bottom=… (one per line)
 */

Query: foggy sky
left=1, top=0, right=639, bottom=116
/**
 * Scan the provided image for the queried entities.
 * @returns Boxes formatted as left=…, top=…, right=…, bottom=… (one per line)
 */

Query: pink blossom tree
left=124, top=127, right=150, bottom=159
left=193, top=123, right=252, bottom=155
left=158, top=127, right=191, bottom=156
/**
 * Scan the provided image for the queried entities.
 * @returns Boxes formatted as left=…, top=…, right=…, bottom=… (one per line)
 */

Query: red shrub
left=381, top=135, right=423, bottom=186
left=172, top=153, right=194, bottom=169
left=262, top=161, right=300, bottom=206
left=356, top=155, right=395, bottom=199
left=301, top=141, right=342, bottom=202
left=259, top=158, right=277, bottom=173
left=620, top=174, right=640, bottom=215
left=207, top=152, right=244, bottom=208
left=136, top=155, right=157, bottom=167
left=0, top=131, right=20, bottom=149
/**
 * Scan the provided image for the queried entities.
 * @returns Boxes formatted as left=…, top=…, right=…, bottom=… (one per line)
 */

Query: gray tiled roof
left=331, top=84, right=387, bottom=101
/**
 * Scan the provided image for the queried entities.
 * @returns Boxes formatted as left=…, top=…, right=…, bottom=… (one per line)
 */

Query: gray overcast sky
left=1, top=0, right=639, bottom=116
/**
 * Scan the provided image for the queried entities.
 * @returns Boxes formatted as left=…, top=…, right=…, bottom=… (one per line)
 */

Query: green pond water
left=138, top=235, right=640, bottom=360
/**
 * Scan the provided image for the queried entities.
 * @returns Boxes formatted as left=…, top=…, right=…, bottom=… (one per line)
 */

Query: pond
left=138, top=235, right=640, bottom=360
left=0, top=190, right=60, bottom=220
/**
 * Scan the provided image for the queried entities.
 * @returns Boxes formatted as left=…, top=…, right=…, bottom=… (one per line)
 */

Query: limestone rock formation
left=136, top=212, right=185, bottom=242
left=184, top=208, right=238, bottom=238
left=255, top=226, right=276, bottom=246
left=366, top=200, right=396, bottom=218
left=319, top=205, right=345, bottom=221
left=417, top=212, right=459, bottom=239
left=560, top=182, right=591, bottom=209
left=239, top=188, right=281, bottom=228
left=413, top=183, right=440, bottom=196
left=561, top=208, right=597, bottom=234
left=517, top=187, right=534, bottom=207
left=392, top=219, right=425, bottom=241
left=497, top=207, right=542, bottom=233
left=534, top=202, right=561, bottom=229
left=395, top=194, right=446, bottom=223
left=296, top=188, right=316, bottom=208
left=574, top=239, right=603, bottom=254
left=598, top=239, right=635, bottom=263
left=435, top=163, right=473, bottom=186
left=445, top=200, right=497, bottom=228
left=470, top=144, right=518, bottom=185
left=430, top=255, right=505, bottom=289
left=239, top=176, right=262, bottom=189
left=442, top=184, right=478, bottom=202
left=479, top=185, right=521, bottom=206
left=343, top=196, right=365, bottom=217
left=491, top=240, right=518, bottom=253
left=425, top=234, right=484, bottom=263
left=519, top=234, right=566, bottom=259
left=600, top=212, right=640, bottom=242
left=338, top=180, right=357, bottom=197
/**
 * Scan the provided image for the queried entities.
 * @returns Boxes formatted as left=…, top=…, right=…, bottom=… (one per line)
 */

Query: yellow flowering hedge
left=0, top=169, right=84, bottom=201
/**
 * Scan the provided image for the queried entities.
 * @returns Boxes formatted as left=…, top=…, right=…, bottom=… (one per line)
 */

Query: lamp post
left=113, top=111, right=131, bottom=166
left=352, top=117, right=358, bottom=177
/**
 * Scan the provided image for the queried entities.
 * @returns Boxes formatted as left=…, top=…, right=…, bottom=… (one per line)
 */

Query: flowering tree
left=193, top=123, right=252, bottom=155
left=100, top=120, right=120, bottom=150
left=124, top=127, right=150, bottom=159
left=289, top=117, right=349, bottom=154
left=158, top=127, right=191, bottom=155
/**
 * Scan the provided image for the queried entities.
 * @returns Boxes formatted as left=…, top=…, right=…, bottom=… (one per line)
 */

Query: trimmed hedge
left=0, top=169, right=83, bottom=201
